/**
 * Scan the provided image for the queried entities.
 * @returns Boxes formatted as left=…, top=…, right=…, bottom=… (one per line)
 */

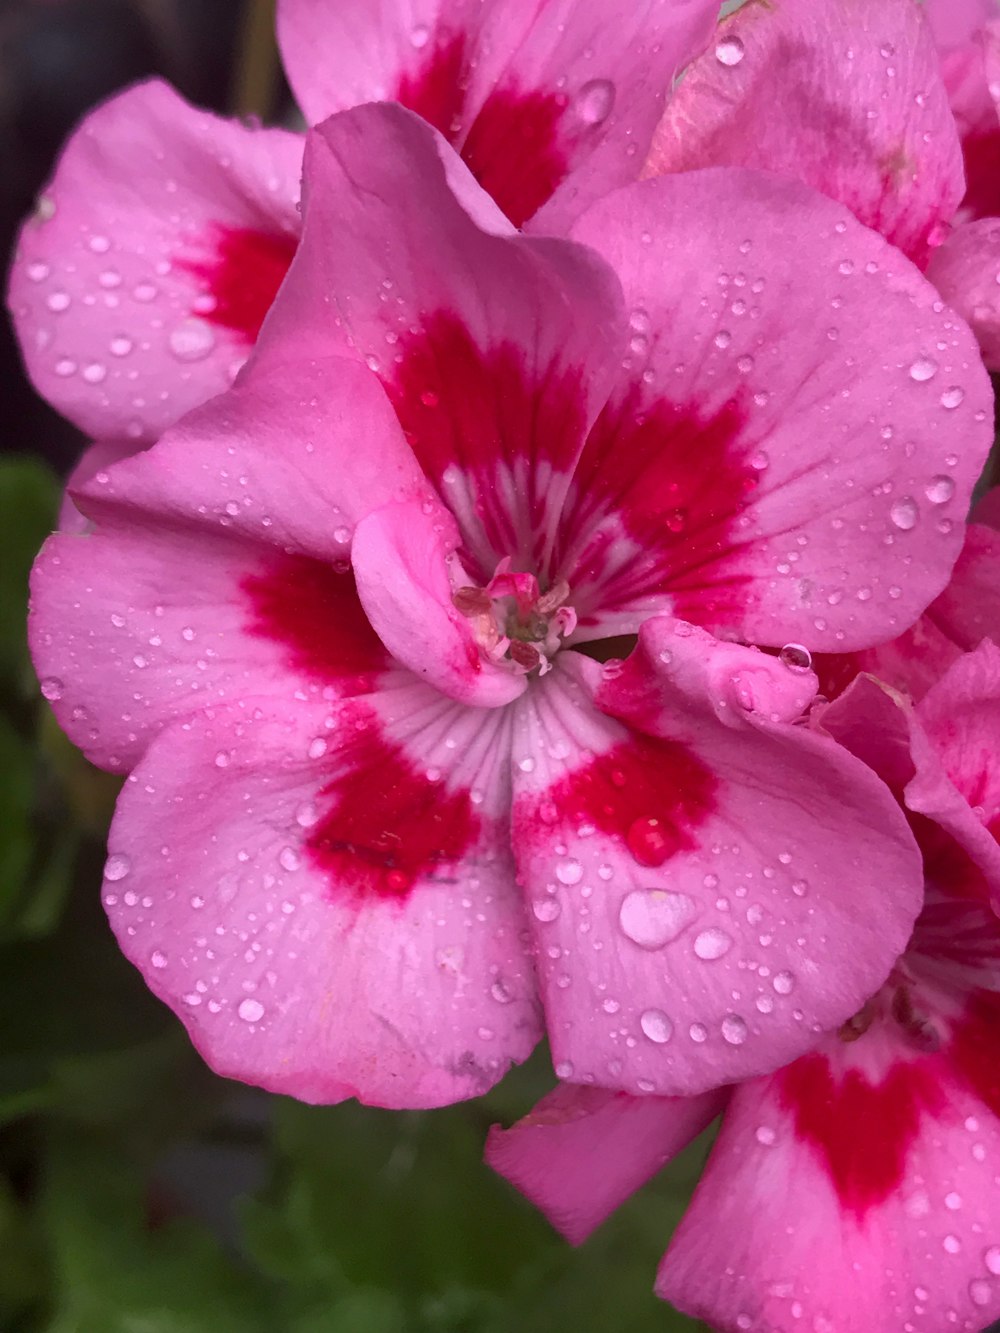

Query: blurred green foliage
left=0, top=457, right=709, bottom=1332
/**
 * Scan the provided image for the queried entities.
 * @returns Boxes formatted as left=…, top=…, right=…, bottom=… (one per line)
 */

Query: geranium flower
left=7, top=0, right=718, bottom=454
left=27, top=105, right=991, bottom=1106
left=644, top=0, right=1000, bottom=370
left=487, top=642, right=1000, bottom=1333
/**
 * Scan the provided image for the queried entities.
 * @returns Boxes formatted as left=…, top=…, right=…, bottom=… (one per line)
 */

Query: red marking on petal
left=519, top=733, right=716, bottom=863
left=243, top=554, right=387, bottom=688
left=961, top=129, right=1000, bottom=221
left=565, top=394, right=758, bottom=627
left=177, top=225, right=296, bottom=343
left=462, top=86, right=570, bottom=228
left=949, top=988, right=1000, bottom=1119
left=386, top=311, right=587, bottom=574
left=396, top=32, right=467, bottom=142
left=778, top=1052, right=945, bottom=1216
left=306, top=711, right=479, bottom=899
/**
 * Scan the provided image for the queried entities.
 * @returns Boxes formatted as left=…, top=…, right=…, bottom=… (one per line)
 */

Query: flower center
left=838, top=973, right=941, bottom=1053
left=452, top=558, right=577, bottom=675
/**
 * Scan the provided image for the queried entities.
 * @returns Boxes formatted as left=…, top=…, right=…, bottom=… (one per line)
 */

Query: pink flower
left=27, top=104, right=988, bottom=1106
left=643, top=0, right=1000, bottom=370
left=488, top=643, right=1000, bottom=1332
left=7, top=0, right=717, bottom=454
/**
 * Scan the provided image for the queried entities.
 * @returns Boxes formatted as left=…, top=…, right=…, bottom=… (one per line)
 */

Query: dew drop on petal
left=940, top=386, right=965, bottom=409
left=39, top=677, right=64, bottom=700
left=619, top=889, right=697, bottom=949
left=694, top=928, right=733, bottom=960
left=532, top=898, right=561, bottom=923
left=721, top=1014, right=748, bottom=1045
left=555, top=858, right=584, bottom=885
left=575, top=78, right=615, bottom=125
left=985, top=1247, right=1000, bottom=1275
left=969, top=1280, right=992, bottom=1307
left=278, top=845, right=301, bottom=872
left=779, top=643, right=812, bottom=672
left=715, top=35, right=745, bottom=65
left=104, top=854, right=131, bottom=882
left=169, top=317, right=216, bottom=362
left=238, top=998, right=265, bottom=1023
left=640, top=1008, right=673, bottom=1043
left=908, top=357, right=937, bottom=382
left=889, top=497, right=918, bottom=530
left=925, top=475, right=955, bottom=504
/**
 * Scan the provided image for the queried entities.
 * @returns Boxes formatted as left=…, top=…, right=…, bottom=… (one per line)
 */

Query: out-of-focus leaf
left=40, top=1132, right=271, bottom=1333
left=0, top=714, right=34, bottom=928
left=0, top=457, right=58, bottom=695
left=0, top=1174, right=46, bottom=1319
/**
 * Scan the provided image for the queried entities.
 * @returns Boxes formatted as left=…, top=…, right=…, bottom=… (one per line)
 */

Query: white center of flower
left=452, top=558, right=577, bottom=676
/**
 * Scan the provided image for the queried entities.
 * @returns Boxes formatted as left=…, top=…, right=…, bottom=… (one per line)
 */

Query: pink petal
left=260, top=104, right=626, bottom=580
left=566, top=168, right=990, bottom=650
left=925, top=0, right=999, bottom=51
left=30, top=524, right=390, bottom=774
left=825, top=522, right=1000, bottom=701
left=57, top=439, right=146, bottom=534
left=660, top=1003, right=1000, bottom=1333
left=351, top=499, right=526, bottom=708
left=510, top=618, right=923, bottom=1096
left=28, top=356, right=425, bottom=772
left=277, top=0, right=717, bottom=227
left=102, top=684, right=540, bottom=1107
left=644, top=0, right=964, bottom=268
left=7, top=81, right=302, bottom=443
left=485, top=1084, right=727, bottom=1245
left=926, top=218, right=1000, bottom=368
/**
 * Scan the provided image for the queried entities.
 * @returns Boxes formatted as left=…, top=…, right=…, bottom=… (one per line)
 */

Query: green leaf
left=0, top=714, right=34, bottom=930
left=40, top=1132, right=271, bottom=1333
left=0, top=457, right=58, bottom=695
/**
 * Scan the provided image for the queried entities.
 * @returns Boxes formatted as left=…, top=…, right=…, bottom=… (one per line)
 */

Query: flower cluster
left=11, top=0, right=1000, bottom=1328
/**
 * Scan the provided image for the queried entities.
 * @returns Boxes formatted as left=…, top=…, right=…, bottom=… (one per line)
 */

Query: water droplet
left=169, top=317, right=216, bottom=362
left=773, top=970, right=795, bottom=994
left=945, top=1191, right=962, bottom=1210
left=575, top=78, right=615, bottom=125
left=721, top=1014, right=748, bottom=1045
left=132, top=281, right=157, bottom=302
left=532, top=898, right=561, bottom=922
left=490, top=980, right=513, bottom=1004
left=82, top=362, right=107, bottom=384
left=151, top=949, right=167, bottom=968
left=278, top=845, right=301, bottom=872
left=715, top=34, right=745, bottom=66
left=969, top=1279, right=992, bottom=1307
left=410, top=23, right=429, bottom=47
left=53, top=358, right=77, bottom=377
left=925, top=475, right=955, bottom=504
left=555, top=858, right=583, bottom=885
left=109, top=335, right=133, bottom=357
left=693, top=928, right=733, bottom=960
left=908, top=357, right=937, bottom=382
left=308, top=737, right=328, bottom=760
left=640, top=1008, right=673, bottom=1043
left=26, top=260, right=49, bottom=282
left=890, top=497, right=919, bottom=530
left=104, top=854, right=131, bottom=882
left=755, top=1125, right=776, bottom=1146
left=625, top=817, right=676, bottom=865
left=689, top=1022, right=708, bottom=1043
left=554, top=1060, right=574, bottom=1079
left=778, top=642, right=812, bottom=673
left=46, top=290, right=71, bottom=312
left=714, top=329, right=732, bottom=350
left=39, top=677, right=64, bottom=700
left=619, top=889, right=697, bottom=949
left=238, top=998, right=265, bottom=1022
left=940, top=385, right=965, bottom=409
left=295, top=801, right=320, bottom=828
left=943, top=1234, right=961, bottom=1254
left=985, top=1246, right=1000, bottom=1275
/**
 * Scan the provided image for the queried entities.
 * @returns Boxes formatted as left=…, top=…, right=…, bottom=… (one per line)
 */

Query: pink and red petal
left=660, top=1010, right=1000, bottom=1333
left=260, top=104, right=626, bottom=579
left=102, top=684, right=539, bottom=1107
left=644, top=0, right=964, bottom=268
left=278, top=0, right=718, bottom=228
left=8, top=81, right=302, bottom=443
left=509, top=620, right=922, bottom=1097
left=566, top=168, right=990, bottom=649
left=486, top=1084, right=727, bottom=1245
